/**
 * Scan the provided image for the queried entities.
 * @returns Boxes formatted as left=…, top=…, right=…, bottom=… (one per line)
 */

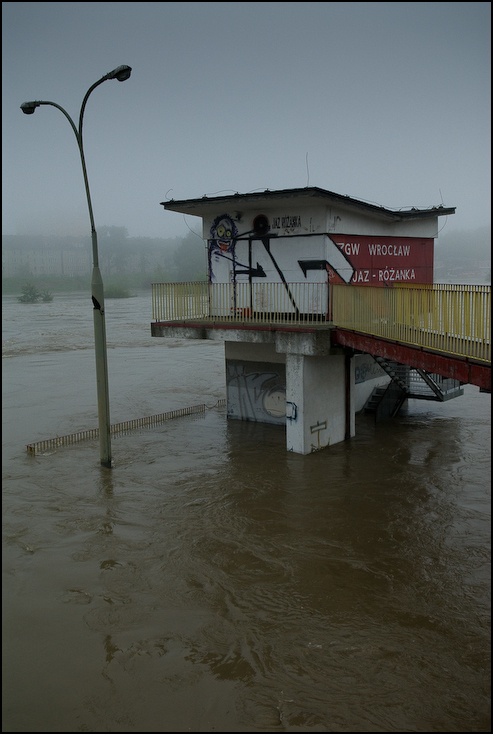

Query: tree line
left=2, top=226, right=208, bottom=294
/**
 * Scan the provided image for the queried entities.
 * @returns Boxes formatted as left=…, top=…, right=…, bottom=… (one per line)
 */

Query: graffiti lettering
left=355, top=360, right=385, bottom=383
left=208, top=218, right=429, bottom=291
left=227, top=361, right=286, bottom=424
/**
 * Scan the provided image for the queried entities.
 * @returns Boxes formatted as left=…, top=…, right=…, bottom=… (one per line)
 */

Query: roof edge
left=160, top=186, right=455, bottom=220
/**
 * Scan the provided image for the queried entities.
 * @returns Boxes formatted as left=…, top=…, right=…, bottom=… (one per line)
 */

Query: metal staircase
left=364, top=357, right=464, bottom=422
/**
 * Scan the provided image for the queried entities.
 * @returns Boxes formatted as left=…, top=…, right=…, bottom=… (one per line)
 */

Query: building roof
left=161, top=186, right=455, bottom=222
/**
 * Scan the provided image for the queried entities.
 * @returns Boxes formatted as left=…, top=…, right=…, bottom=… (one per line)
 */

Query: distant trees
left=3, top=227, right=209, bottom=290
left=94, top=226, right=207, bottom=281
left=173, top=230, right=207, bottom=281
left=98, top=226, right=130, bottom=275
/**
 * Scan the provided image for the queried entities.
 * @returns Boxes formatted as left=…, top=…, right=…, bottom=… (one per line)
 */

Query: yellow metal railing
left=152, top=281, right=210, bottom=322
left=152, top=281, right=330, bottom=325
left=330, top=283, right=490, bottom=362
left=152, top=282, right=490, bottom=362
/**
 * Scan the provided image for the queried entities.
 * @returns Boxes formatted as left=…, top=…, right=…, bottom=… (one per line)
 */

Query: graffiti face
left=226, top=361, right=286, bottom=425
left=210, top=214, right=238, bottom=253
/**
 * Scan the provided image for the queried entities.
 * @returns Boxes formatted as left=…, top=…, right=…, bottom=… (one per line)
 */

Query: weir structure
left=152, top=187, right=490, bottom=454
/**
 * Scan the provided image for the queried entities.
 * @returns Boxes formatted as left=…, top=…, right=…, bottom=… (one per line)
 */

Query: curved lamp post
left=21, top=65, right=132, bottom=468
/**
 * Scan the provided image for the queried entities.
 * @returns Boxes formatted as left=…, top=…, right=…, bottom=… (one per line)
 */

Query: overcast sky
left=2, top=2, right=491, bottom=240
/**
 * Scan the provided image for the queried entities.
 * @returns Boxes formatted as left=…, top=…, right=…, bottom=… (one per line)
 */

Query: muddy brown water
left=2, top=293, right=490, bottom=732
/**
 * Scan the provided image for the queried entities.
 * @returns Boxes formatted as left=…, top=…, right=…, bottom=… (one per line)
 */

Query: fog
left=2, top=2, right=491, bottom=241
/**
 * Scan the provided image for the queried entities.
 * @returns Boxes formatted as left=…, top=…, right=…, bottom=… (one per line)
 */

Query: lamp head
left=20, top=101, right=41, bottom=115
left=107, top=65, right=132, bottom=82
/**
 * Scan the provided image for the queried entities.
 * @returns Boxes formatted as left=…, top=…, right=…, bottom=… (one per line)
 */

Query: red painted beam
left=332, top=328, right=491, bottom=391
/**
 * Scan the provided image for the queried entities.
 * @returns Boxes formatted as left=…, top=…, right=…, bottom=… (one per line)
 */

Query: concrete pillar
left=223, top=331, right=355, bottom=455
left=285, top=351, right=355, bottom=454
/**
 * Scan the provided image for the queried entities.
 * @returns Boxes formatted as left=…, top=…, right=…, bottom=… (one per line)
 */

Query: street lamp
left=21, top=65, right=132, bottom=468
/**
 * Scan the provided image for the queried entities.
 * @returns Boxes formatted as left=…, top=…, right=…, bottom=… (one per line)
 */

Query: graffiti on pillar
left=354, top=358, right=386, bottom=384
left=226, top=360, right=286, bottom=425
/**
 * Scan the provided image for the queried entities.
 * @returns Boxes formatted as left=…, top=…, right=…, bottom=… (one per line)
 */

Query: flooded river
left=2, top=292, right=490, bottom=732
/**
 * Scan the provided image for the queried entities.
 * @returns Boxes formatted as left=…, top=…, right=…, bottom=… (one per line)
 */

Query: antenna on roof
left=305, top=152, right=310, bottom=187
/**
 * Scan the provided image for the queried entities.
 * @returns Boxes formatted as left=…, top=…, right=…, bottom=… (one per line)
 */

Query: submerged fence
left=27, top=400, right=226, bottom=456
left=152, top=282, right=491, bottom=363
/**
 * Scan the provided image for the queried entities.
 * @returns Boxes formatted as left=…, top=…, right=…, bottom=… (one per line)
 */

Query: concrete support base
left=151, top=324, right=389, bottom=455
left=225, top=333, right=355, bottom=455
left=285, top=352, right=355, bottom=454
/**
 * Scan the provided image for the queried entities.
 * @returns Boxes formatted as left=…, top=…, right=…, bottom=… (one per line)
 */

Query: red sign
left=330, top=235, right=434, bottom=286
